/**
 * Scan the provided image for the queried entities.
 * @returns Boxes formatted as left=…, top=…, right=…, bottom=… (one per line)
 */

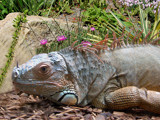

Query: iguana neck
left=59, top=48, right=116, bottom=105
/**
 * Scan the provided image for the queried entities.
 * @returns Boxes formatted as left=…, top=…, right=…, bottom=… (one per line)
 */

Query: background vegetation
left=0, top=0, right=159, bottom=50
left=0, top=0, right=160, bottom=56
left=0, top=0, right=160, bottom=85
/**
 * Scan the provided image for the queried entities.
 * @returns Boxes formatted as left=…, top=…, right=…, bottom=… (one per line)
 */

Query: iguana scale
left=12, top=34, right=160, bottom=114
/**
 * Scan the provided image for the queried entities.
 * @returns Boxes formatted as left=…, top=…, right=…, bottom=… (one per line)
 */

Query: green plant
left=36, top=12, right=107, bottom=54
left=36, top=23, right=99, bottom=54
left=82, top=6, right=133, bottom=39
left=150, top=4, right=160, bottom=39
left=78, top=0, right=107, bottom=9
left=0, top=0, right=13, bottom=20
left=51, top=0, right=74, bottom=18
left=0, top=0, right=109, bottom=20
left=0, top=13, right=27, bottom=85
left=37, top=3, right=136, bottom=54
left=47, top=0, right=107, bottom=18
left=0, top=0, right=55, bottom=20
left=110, top=5, right=160, bottom=42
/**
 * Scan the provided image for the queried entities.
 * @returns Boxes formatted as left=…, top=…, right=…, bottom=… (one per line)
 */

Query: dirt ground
left=0, top=91, right=159, bottom=120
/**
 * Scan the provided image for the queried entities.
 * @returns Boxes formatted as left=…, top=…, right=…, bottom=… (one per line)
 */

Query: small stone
left=20, top=93, right=29, bottom=97
left=113, top=111, right=126, bottom=116
left=92, top=108, right=102, bottom=113
left=151, top=116, right=160, bottom=120
left=95, top=114, right=105, bottom=120
left=84, top=114, right=94, bottom=120
left=100, top=112, right=112, bottom=117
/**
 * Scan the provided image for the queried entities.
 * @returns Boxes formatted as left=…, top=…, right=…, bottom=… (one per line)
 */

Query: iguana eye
left=33, top=63, right=52, bottom=79
left=39, top=65, right=50, bottom=74
left=40, top=65, right=47, bottom=72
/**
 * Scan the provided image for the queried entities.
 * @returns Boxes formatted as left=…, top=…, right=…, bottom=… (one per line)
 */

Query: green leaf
left=2, top=9, right=8, bottom=14
left=109, top=10, right=133, bottom=34
left=151, top=3, right=160, bottom=39
left=65, top=6, right=73, bottom=14
left=139, top=5, right=148, bottom=37
left=123, top=21, right=132, bottom=27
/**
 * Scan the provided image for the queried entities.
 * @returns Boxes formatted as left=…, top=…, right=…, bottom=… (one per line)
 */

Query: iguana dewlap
left=12, top=45, right=160, bottom=114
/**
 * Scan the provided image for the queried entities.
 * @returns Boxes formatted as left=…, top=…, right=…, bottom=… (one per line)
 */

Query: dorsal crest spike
left=71, top=40, right=78, bottom=49
left=68, top=29, right=160, bottom=64
left=17, top=61, right=19, bottom=68
left=143, top=31, right=151, bottom=44
left=150, top=32, right=160, bottom=42
left=150, top=37, right=160, bottom=45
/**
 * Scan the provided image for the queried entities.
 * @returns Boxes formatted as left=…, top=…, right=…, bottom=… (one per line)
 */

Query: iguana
left=12, top=34, right=160, bottom=114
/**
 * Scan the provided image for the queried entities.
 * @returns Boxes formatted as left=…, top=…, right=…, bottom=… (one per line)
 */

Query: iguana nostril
left=12, top=71, right=19, bottom=78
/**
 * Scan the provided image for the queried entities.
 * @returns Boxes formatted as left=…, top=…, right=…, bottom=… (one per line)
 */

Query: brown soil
left=0, top=91, right=159, bottom=120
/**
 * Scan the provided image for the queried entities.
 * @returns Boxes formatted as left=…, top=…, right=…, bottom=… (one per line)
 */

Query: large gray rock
left=0, top=13, right=77, bottom=93
left=0, top=13, right=20, bottom=74
left=0, top=13, right=21, bottom=93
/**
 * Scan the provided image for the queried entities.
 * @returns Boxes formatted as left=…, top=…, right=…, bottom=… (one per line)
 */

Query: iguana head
left=12, top=52, right=78, bottom=105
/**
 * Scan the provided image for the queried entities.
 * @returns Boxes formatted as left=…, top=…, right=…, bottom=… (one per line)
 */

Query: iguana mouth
left=13, top=79, right=63, bottom=87
left=57, top=91, right=78, bottom=105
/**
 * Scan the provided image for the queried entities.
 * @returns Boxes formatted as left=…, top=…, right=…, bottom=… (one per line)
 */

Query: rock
left=0, top=12, right=21, bottom=93
left=151, top=116, right=160, bottom=120
left=84, top=114, right=94, bottom=120
left=95, top=114, right=105, bottom=120
left=113, top=111, right=126, bottom=116
left=0, top=12, right=21, bottom=73
left=0, top=12, right=77, bottom=93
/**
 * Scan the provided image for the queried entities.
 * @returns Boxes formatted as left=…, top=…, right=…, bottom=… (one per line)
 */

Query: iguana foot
left=105, top=86, right=160, bottom=114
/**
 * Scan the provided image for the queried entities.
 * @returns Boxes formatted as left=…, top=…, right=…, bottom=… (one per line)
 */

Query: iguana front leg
left=105, top=86, right=160, bottom=114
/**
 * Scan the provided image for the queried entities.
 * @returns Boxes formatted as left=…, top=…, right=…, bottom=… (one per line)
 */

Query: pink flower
left=40, top=39, right=47, bottom=45
left=57, top=35, right=67, bottom=41
left=81, top=41, right=92, bottom=47
left=90, top=27, right=95, bottom=31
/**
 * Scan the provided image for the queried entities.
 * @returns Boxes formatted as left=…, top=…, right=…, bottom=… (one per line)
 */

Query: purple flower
left=40, top=39, right=47, bottom=45
left=118, top=0, right=160, bottom=12
left=81, top=41, right=92, bottom=47
left=57, top=35, right=67, bottom=41
left=90, top=27, right=95, bottom=31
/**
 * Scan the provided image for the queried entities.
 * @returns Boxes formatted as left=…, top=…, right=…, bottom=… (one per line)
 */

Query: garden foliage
left=0, top=0, right=107, bottom=20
